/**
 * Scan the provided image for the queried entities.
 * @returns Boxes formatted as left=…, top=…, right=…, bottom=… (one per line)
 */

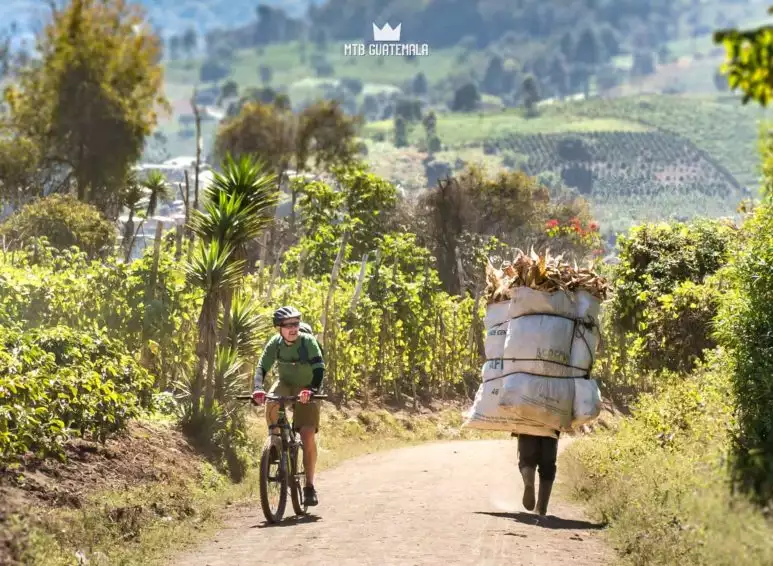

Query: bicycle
left=237, top=392, right=328, bottom=524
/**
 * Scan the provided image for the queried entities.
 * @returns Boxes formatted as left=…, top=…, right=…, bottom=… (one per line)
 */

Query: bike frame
left=237, top=392, right=328, bottom=520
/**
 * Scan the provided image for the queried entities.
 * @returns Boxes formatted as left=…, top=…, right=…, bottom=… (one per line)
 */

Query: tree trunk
left=320, top=231, right=349, bottom=348
left=191, top=94, right=202, bottom=214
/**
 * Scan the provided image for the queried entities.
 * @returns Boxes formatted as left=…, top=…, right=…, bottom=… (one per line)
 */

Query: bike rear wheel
left=290, top=441, right=307, bottom=516
left=259, top=436, right=287, bottom=523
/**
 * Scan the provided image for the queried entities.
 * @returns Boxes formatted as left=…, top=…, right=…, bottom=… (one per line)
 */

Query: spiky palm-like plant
left=185, top=154, right=278, bottom=408
left=184, top=238, right=244, bottom=414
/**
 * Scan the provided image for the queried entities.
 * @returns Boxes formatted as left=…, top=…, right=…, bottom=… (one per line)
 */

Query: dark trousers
left=517, top=433, right=559, bottom=481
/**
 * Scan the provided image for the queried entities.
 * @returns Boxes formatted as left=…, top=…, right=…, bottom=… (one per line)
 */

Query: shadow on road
left=474, top=511, right=606, bottom=531
left=252, top=514, right=322, bottom=529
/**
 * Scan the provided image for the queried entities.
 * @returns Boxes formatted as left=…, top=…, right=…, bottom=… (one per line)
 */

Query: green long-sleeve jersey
left=253, top=333, right=325, bottom=389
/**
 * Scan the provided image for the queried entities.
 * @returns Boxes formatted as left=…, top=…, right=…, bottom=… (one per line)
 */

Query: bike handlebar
left=235, top=393, right=329, bottom=402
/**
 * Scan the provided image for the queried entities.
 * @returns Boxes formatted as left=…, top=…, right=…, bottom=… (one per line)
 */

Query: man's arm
left=253, top=337, right=278, bottom=390
left=306, top=336, right=325, bottom=392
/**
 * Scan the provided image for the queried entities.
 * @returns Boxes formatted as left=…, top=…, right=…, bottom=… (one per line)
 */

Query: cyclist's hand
left=251, top=389, right=266, bottom=405
left=298, top=389, right=312, bottom=404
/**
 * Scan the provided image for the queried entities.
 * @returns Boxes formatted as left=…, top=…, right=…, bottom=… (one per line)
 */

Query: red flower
left=545, top=219, right=559, bottom=229
left=589, top=221, right=599, bottom=231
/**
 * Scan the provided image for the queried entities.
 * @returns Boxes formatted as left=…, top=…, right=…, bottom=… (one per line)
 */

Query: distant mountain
left=1, top=0, right=319, bottom=40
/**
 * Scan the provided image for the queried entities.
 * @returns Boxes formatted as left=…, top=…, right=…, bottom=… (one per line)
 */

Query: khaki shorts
left=266, top=381, right=320, bottom=432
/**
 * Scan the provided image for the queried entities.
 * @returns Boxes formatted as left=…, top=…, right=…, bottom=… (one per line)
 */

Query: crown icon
left=373, top=22, right=401, bottom=42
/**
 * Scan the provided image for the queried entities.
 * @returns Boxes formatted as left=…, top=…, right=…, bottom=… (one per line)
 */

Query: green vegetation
left=564, top=350, right=773, bottom=565
left=571, top=94, right=770, bottom=187
left=0, top=195, right=117, bottom=258
left=0, top=324, right=153, bottom=461
left=364, top=114, right=652, bottom=146
left=715, top=201, right=773, bottom=503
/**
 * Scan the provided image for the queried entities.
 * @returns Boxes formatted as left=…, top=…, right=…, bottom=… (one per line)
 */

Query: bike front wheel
left=259, top=435, right=288, bottom=523
left=289, top=441, right=307, bottom=516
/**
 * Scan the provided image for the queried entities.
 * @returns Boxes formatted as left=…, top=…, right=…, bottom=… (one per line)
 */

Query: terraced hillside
left=570, top=94, right=771, bottom=188
left=364, top=94, right=768, bottom=234
left=495, top=131, right=738, bottom=196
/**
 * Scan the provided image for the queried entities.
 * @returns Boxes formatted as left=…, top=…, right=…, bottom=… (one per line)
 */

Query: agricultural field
left=362, top=94, right=767, bottom=235
left=571, top=94, right=771, bottom=188
left=164, top=41, right=468, bottom=97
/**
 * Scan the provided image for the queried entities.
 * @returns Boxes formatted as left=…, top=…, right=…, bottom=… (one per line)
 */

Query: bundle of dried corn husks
left=484, top=248, right=609, bottom=304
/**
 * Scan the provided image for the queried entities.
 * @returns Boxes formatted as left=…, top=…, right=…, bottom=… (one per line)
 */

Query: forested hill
left=310, top=0, right=685, bottom=47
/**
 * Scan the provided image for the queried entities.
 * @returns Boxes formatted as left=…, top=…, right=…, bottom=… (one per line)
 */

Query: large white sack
left=484, top=300, right=510, bottom=330
left=568, top=290, right=602, bottom=373
left=481, top=359, right=520, bottom=383
left=462, top=378, right=559, bottom=438
left=484, top=324, right=507, bottom=360
left=498, top=373, right=575, bottom=431
left=504, top=287, right=601, bottom=377
left=574, top=289, right=602, bottom=320
left=509, top=286, right=576, bottom=319
left=572, top=378, right=602, bottom=427
left=503, top=315, right=577, bottom=377
left=568, top=322, right=600, bottom=374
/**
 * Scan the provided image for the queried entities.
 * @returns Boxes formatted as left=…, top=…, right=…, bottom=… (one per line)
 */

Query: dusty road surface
left=170, top=439, right=612, bottom=566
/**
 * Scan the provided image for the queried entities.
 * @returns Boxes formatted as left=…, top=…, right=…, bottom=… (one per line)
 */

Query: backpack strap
left=276, top=335, right=311, bottom=364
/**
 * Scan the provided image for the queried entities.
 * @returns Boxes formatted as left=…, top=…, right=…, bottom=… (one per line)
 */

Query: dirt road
left=170, top=439, right=612, bottom=565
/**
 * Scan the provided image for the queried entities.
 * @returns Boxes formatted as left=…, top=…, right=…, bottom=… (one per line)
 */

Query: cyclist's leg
left=265, top=380, right=290, bottom=434
left=293, top=397, right=320, bottom=504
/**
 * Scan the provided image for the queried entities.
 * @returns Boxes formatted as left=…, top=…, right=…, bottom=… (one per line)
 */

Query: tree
left=413, top=72, right=428, bottom=95
left=631, top=51, right=656, bottom=77
left=394, top=115, right=408, bottom=147
left=419, top=164, right=554, bottom=294
left=714, top=12, right=773, bottom=105
left=482, top=55, right=505, bottom=95
left=219, top=79, right=239, bottom=102
left=3, top=0, right=168, bottom=216
left=560, top=32, right=574, bottom=61
left=423, top=111, right=437, bottom=138
left=575, top=28, right=600, bottom=97
left=214, top=99, right=363, bottom=230
left=168, top=35, right=180, bottom=60
left=182, top=27, right=197, bottom=57
left=522, top=75, right=540, bottom=116
left=598, top=25, right=620, bottom=58
left=186, top=155, right=278, bottom=420
left=451, top=82, right=480, bottom=112
left=200, top=59, right=230, bottom=82
left=549, top=56, right=569, bottom=99
left=0, top=193, right=115, bottom=258
left=259, top=64, right=273, bottom=85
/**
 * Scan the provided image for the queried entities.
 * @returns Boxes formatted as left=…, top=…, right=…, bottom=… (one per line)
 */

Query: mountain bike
left=237, top=392, right=328, bottom=524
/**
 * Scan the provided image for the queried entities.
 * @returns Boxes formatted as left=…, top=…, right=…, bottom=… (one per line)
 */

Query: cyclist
left=251, top=306, right=325, bottom=506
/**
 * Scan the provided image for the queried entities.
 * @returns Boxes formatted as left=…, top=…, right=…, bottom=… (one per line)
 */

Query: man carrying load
left=515, top=432, right=558, bottom=515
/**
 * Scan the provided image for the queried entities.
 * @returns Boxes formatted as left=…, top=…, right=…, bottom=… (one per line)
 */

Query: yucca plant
left=142, top=169, right=172, bottom=216
left=185, top=238, right=245, bottom=415
left=185, top=154, right=278, bottom=410
left=225, top=291, right=270, bottom=358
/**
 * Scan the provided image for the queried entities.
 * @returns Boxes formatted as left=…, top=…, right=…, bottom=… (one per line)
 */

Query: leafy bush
left=610, top=219, right=735, bottom=335
left=0, top=238, right=198, bottom=389
left=633, top=279, right=721, bottom=374
left=596, top=218, right=736, bottom=398
left=0, top=325, right=153, bottom=461
left=0, top=194, right=116, bottom=258
left=715, top=202, right=773, bottom=503
left=565, top=350, right=773, bottom=565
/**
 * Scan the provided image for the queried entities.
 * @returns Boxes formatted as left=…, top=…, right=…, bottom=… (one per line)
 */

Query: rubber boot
left=536, top=478, right=554, bottom=516
left=520, top=467, right=536, bottom=511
